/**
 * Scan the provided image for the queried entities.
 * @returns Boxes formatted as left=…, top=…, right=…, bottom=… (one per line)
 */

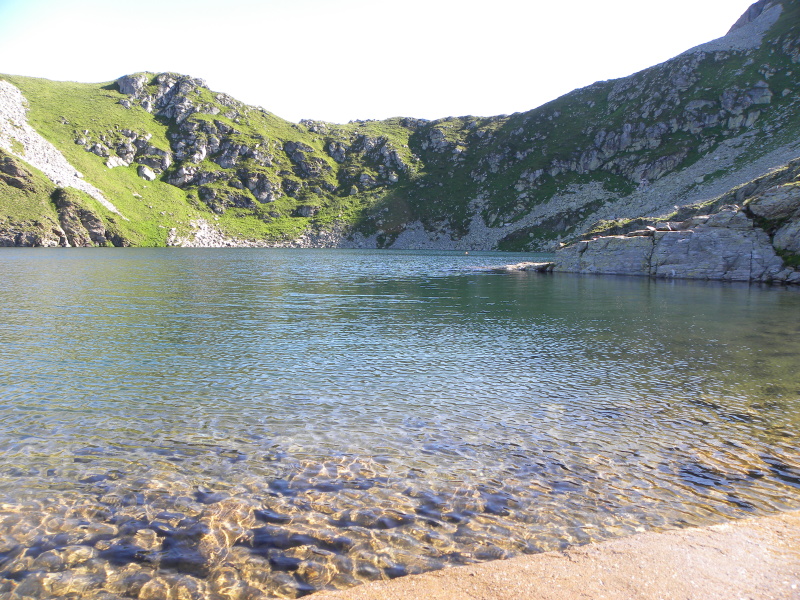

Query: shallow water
left=0, top=248, right=799, bottom=599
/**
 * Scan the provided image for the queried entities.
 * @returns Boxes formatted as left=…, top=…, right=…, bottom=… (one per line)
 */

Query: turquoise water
left=0, top=248, right=799, bottom=598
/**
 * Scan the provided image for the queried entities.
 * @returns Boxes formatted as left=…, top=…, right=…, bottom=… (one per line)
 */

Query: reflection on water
left=0, top=248, right=799, bottom=598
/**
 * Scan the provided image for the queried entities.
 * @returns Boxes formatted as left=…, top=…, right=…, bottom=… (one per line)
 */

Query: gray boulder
left=89, top=143, right=109, bottom=158
left=105, top=156, right=128, bottom=168
left=704, top=208, right=752, bottom=229
left=327, top=141, right=348, bottom=163
left=117, top=74, right=148, bottom=96
left=773, top=220, right=800, bottom=254
left=115, top=141, right=136, bottom=164
left=746, top=184, right=800, bottom=221
left=138, top=165, right=156, bottom=181
left=242, top=172, right=280, bottom=202
left=165, top=165, right=197, bottom=186
left=293, top=205, right=319, bottom=218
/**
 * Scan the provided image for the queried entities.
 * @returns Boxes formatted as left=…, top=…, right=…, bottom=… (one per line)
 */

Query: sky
left=0, top=0, right=758, bottom=123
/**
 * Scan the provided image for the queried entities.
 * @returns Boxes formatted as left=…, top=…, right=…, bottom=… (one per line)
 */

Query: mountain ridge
left=0, top=0, right=799, bottom=258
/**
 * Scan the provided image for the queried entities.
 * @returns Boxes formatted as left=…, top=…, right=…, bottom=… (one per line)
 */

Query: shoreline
left=309, top=510, right=800, bottom=600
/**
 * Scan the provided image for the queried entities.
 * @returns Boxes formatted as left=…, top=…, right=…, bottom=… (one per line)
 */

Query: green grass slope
left=1, top=0, right=798, bottom=248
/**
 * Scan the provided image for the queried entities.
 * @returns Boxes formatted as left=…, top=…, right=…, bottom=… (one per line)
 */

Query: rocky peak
left=115, top=72, right=220, bottom=123
left=727, top=0, right=779, bottom=33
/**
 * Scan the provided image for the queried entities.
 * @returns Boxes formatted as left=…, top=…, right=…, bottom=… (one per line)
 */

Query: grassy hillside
left=1, top=0, right=799, bottom=248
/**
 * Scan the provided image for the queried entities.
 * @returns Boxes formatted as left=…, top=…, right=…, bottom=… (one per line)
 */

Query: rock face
left=52, top=188, right=108, bottom=247
left=0, top=227, right=62, bottom=248
left=0, top=144, right=128, bottom=246
left=728, top=0, right=776, bottom=33
left=75, top=125, right=171, bottom=180
left=555, top=235, right=655, bottom=276
left=553, top=203, right=799, bottom=283
left=552, top=156, right=800, bottom=284
left=774, top=219, right=800, bottom=254
left=650, top=221, right=784, bottom=281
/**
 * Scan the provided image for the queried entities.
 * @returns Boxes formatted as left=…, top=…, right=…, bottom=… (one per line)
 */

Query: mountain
left=1, top=0, right=799, bottom=253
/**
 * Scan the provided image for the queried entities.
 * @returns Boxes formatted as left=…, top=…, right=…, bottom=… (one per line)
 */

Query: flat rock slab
left=489, top=262, right=554, bottom=273
left=311, top=510, right=800, bottom=600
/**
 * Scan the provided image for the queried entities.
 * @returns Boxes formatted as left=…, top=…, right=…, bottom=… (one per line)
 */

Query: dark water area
left=0, top=248, right=799, bottom=599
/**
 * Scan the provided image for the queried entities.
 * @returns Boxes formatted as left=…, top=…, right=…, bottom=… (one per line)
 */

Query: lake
left=1, top=248, right=799, bottom=599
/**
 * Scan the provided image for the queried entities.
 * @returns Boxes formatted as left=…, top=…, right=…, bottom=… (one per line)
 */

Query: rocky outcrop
left=746, top=181, right=800, bottom=253
left=543, top=157, right=800, bottom=284
left=650, top=216, right=785, bottom=282
left=0, top=225, right=62, bottom=247
left=75, top=126, right=172, bottom=178
left=728, top=0, right=777, bottom=33
left=555, top=235, right=655, bottom=277
left=774, top=218, right=800, bottom=253
left=117, top=73, right=227, bottom=123
left=0, top=151, right=35, bottom=191
left=115, top=73, right=340, bottom=212
left=0, top=179, right=125, bottom=248
left=52, top=188, right=108, bottom=247
left=553, top=205, right=800, bottom=284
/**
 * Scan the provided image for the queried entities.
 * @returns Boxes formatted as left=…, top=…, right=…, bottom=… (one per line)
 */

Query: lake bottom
left=0, top=248, right=799, bottom=598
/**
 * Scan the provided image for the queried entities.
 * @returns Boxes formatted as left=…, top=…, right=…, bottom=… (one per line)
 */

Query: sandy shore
left=310, top=510, right=800, bottom=600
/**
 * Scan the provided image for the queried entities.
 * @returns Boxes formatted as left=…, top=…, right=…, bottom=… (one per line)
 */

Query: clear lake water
left=0, top=248, right=799, bottom=598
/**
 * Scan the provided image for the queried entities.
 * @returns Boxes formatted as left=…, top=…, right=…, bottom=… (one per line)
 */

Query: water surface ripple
left=0, top=248, right=799, bottom=599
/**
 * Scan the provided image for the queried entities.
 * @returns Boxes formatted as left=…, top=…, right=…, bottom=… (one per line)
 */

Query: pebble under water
left=0, top=248, right=799, bottom=599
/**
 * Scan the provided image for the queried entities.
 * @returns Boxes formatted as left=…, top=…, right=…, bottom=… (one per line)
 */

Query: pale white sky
left=0, top=0, right=757, bottom=123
